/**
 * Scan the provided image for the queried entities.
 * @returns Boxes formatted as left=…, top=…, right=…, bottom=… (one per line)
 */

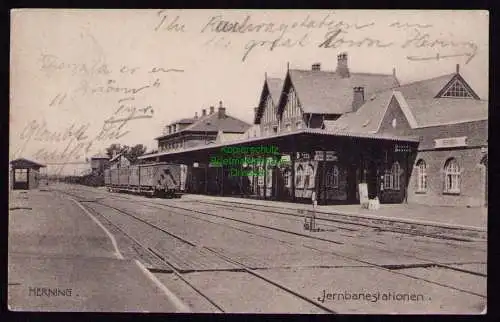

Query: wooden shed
left=10, top=158, right=46, bottom=190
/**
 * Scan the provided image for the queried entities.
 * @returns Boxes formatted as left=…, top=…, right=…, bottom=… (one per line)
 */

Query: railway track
left=52, top=184, right=486, bottom=242
left=53, top=186, right=486, bottom=271
left=55, top=187, right=486, bottom=302
left=74, top=197, right=337, bottom=313
left=188, top=199, right=486, bottom=242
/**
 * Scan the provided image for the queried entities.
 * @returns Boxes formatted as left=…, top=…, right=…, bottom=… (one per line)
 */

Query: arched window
left=384, top=162, right=401, bottom=190
left=304, top=164, right=315, bottom=188
left=296, top=165, right=304, bottom=188
left=415, top=159, right=427, bottom=192
left=444, top=158, right=460, bottom=193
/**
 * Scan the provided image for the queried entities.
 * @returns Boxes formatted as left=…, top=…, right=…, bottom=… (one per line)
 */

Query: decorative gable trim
left=385, top=91, right=419, bottom=130
left=254, top=82, right=270, bottom=124
left=435, top=74, right=480, bottom=99
left=277, top=72, right=303, bottom=122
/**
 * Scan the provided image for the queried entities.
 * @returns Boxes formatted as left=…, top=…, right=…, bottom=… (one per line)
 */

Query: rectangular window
left=14, top=169, right=28, bottom=182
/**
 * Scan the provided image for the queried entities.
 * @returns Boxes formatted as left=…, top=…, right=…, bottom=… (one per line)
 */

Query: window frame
left=442, top=80, right=473, bottom=98
left=443, top=158, right=461, bottom=194
left=384, top=161, right=401, bottom=191
left=283, top=169, right=291, bottom=188
left=415, top=159, right=427, bottom=193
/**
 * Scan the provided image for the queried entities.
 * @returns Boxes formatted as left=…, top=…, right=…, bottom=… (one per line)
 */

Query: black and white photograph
left=9, top=9, right=488, bottom=314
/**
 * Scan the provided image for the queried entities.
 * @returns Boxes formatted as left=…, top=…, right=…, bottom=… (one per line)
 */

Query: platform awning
left=139, top=128, right=420, bottom=160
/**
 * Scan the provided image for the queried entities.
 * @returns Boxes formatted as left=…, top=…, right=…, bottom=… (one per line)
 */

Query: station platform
left=8, top=189, right=188, bottom=312
left=181, top=194, right=487, bottom=231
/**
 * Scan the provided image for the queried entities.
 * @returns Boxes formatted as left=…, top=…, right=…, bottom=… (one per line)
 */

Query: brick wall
left=408, top=148, right=487, bottom=207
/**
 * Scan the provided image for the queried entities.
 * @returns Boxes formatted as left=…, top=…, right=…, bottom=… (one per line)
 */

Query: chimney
left=218, top=101, right=226, bottom=119
left=352, top=87, right=365, bottom=112
left=456, top=64, right=460, bottom=74
left=336, top=52, right=350, bottom=78
left=311, top=63, right=321, bottom=71
left=194, top=112, right=198, bottom=119
left=202, top=109, right=206, bottom=117
left=254, top=107, right=258, bottom=120
left=209, top=106, right=215, bottom=114
left=392, top=68, right=396, bottom=77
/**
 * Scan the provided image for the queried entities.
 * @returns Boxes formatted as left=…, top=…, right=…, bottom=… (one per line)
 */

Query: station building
left=325, top=65, right=488, bottom=207
left=140, top=53, right=487, bottom=208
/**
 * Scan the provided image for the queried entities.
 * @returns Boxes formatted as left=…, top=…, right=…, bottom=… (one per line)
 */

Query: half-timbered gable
left=254, top=77, right=284, bottom=136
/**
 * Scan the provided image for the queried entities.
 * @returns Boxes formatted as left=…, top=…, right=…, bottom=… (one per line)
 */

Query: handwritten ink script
left=153, top=11, right=481, bottom=64
left=17, top=43, right=184, bottom=174
left=21, top=96, right=156, bottom=174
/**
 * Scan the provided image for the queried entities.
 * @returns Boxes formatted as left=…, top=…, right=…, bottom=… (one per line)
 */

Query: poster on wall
left=358, top=183, right=369, bottom=206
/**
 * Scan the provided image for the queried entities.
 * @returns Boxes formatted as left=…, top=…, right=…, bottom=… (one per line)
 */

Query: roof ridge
left=289, top=69, right=395, bottom=77
left=396, top=73, right=455, bottom=89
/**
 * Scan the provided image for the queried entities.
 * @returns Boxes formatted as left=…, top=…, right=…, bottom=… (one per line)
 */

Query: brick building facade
left=327, top=65, right=488, bottom=207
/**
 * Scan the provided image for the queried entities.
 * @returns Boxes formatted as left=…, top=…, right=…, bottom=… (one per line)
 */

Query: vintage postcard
left=9, top=9, right=487, bottom=314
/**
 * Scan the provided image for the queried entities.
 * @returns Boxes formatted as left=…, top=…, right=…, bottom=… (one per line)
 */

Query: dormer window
left=442, top=80, right=473, bottom=98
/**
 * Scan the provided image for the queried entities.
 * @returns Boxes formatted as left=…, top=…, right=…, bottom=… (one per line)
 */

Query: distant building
left=155, top=101, right=251, bottom=152
left=10, top=158, right=46, bottom=190
left=90, top=152, right=110, bottom=174
left=109, top=152, right=131, bottom=169
left=325, top=64, right=488, bottom=207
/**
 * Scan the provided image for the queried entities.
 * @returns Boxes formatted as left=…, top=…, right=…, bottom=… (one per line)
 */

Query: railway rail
left=188, top=199, right=486, bottom=242
left=53, top=186, right=486, bottom=268
left=56, top=187, right=486, bottom=302
left=60, top=190, right=337, bottom=313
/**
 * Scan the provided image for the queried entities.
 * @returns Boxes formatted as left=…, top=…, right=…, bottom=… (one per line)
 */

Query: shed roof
left=141, top=128, right=419, bottom=160
left=10, top=158, right=46, bottom=169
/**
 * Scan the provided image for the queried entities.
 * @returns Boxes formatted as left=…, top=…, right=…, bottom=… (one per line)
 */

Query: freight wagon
left=104, top=162, right=184, bottom=197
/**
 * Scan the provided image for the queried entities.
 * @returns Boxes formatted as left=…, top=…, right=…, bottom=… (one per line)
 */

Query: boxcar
left=104, top=162, right=182, bottom=197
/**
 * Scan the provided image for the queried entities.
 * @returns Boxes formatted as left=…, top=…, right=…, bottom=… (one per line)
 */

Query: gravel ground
left=44, top=185, right=487, bottom=314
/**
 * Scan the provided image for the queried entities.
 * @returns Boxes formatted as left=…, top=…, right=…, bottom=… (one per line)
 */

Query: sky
left=10, top=9, right=488, bottom=175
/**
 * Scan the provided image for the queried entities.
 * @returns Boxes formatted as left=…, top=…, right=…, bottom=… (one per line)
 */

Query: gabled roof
left=109, top=152, right=130, bottom=163
left=405, top=97, right=487, bottom=127
left=156, top=111, right=251, bottom=140
left=280, top=69, right=400, bottom=115
left=10, top=158, right=46, bottom=169
left=215, top=130, right=245, bottom=143
left=268, top=78, right=284, bottom=104
left=172, top=118, right=196, bottom=124
left=254, top=77, right=284, bottom=124
left=91, top=152, right=109, bottom=159
left=324, top=90, right=395, bottom=133
left=326, top=72, right=487, bottom=132
left=395, top=74, right=455, bottom=99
